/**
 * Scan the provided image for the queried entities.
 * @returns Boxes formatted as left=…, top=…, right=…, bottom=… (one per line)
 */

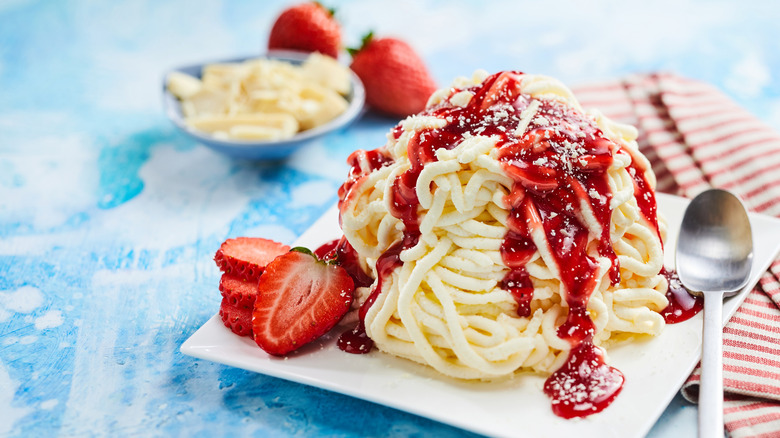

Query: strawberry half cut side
left=214, top=237, right=291, bottom=281
left=252, top=248, right=355, bottom=355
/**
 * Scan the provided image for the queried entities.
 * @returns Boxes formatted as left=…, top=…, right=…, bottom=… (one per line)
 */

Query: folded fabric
left=574, top=73, right=780, bottom=438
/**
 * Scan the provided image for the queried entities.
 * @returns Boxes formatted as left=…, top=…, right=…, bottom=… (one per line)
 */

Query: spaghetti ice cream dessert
left=329, top=70, right=687, bottom=418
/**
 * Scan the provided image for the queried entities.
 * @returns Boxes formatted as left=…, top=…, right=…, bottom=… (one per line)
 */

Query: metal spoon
left=676, top=188, right=754, bottom=438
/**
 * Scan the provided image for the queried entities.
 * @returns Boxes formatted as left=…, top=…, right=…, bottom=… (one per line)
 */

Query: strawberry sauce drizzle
left=338, top=149, right=394, bottom=213
left=660, top=267, right=703, bottom=324
left=331, top=71, right=695, bottom=418
left=336, top=127, right=436, bottom=353
left=474, top=72, right=626, bottom=418
left=329, top=148, right=398, bottom=354
left=316, top=237, right=374, bottom=289
left=624, top=148, right=661, bottom=242
left=336, top=236, right=418, bottom=354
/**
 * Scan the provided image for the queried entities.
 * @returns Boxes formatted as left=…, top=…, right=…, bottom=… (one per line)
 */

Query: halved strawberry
left=214, top=237, right=290, bottom=281
left=219, top=297, right=254, bottom=337
left=219, top=273, right=258, bottom=309
left=253, top=248, right=355, bottom=355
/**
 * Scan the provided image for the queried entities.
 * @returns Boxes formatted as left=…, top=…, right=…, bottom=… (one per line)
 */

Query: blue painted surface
left=1, top=0, right=778, bottom=436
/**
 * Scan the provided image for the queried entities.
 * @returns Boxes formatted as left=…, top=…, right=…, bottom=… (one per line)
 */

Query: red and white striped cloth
left=574, top=73, right=780, bottom=438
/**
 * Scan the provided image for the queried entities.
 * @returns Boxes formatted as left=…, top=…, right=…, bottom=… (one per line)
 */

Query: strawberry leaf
left=290, top=246, right=314, bottom=256
left=347, top=31, right=374, bottom=57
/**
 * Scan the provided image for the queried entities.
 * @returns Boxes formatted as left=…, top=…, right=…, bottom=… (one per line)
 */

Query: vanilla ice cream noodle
left=326, top=70, right=688, bottom=418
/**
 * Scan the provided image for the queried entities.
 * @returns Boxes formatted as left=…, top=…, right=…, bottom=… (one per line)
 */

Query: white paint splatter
left=0, top=286, right=44, bottom=322
left=343, top=0, right=735, bottom=81
left=290, top=181, right=337, bottom=208
left=35, top=310, right=64, bottom=330
left=61, top=265, right=203, bottom=433
left=0, top=110, right=73, bottom=134
left=724, top=50, right=770, bottom=99
left=288, top=142, right=349, bottom=182
left=0, top=230, right=91, bottom=256
left=94, top=144, right=257, bottom=250
left=0, top=0, right=31, bottom=14
left=76, top=2, right=238, bottom=112
left=19, top=336, right=37, bottom=345
left=0, top=360, right=31, bottom=435
left=0, top=133, right=98, bottom=231
left=241, top=224, right=297, bottom=246
left=766, top=99, right=780, bottom=132
left=40, top=399, right=59, bottom=410
left=341, top=0, right=478, bottom=54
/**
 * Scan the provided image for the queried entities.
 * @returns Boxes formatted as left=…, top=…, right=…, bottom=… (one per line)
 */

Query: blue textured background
left=2, top=1, right=779, bottom=436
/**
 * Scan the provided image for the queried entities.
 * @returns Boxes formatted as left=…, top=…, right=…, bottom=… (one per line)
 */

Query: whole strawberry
left=349, top=33, right=437, bottom=117
left=268, top=2, right=341, bottom=58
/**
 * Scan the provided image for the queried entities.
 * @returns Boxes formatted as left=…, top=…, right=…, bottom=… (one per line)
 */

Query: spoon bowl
left=675, top=188, right=753, bottom=438
left=676, top=189, right=754, bottom=295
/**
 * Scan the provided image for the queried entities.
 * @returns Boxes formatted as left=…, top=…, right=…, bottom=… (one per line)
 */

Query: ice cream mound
left=328, top=70, right=686, bottom=418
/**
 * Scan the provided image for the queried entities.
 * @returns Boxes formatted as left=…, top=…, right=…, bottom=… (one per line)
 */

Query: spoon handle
left=699, top=293, right=725, bottom=438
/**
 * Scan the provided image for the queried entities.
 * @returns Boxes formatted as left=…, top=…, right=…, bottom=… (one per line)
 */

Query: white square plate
left=181, top=193, right=780, bottom=438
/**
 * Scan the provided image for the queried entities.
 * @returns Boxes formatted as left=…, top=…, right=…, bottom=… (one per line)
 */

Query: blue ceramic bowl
left=162, top=51, right=365, bottom=160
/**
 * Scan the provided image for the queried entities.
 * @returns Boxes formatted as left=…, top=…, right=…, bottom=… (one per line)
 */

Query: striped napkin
left=574, top=73, right=780, bottom=438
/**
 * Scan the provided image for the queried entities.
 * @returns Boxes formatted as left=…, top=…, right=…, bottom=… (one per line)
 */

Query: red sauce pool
left=337, top=320, right=374, bottom=354
left=660, top=267, right=703, bottom=324
left=543, top=341, right=625, bottom=418
left=330, top=71, right=701, bottom=418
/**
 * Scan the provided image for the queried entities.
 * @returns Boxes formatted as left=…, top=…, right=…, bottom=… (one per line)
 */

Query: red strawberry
left=214, top=237, right=290, bottom=281
left=268, top=2, right=341, bottom=58
left=219, top=273, right=258, bottom=309
left=220, top=297, right=254, bottom=337
left=253, top=248, right=354, bottom=355
left=219, top=273, right=259, bottom=337
left=349, top=33, right=437, bottom=117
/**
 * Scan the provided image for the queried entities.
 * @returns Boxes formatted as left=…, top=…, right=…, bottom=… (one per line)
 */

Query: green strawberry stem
left=290, top=246, right=314, bottom=256
left=347, top=31, right=374, bottom=57
left=311, top=2, right=336, bottom=17
left=290, top=245, right=341, bottom=265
